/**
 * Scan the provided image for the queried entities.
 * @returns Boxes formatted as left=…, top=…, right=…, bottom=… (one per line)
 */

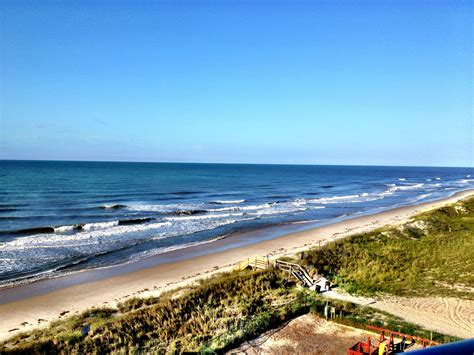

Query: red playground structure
left=348, top=326, right=439, bottom=355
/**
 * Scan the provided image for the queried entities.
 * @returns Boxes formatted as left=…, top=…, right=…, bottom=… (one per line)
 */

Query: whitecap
left=54, top=225, right=77, bottom=233
left=456, top=179, right=474, bottom=185
left=129, top=203, right=199, bottom=213
left=308, top=193, right=381, bottom=204
left=165, top=212, right=244, bottom=221
left=81, top=221, right=120, bottom=230
left=211, top=199, right=246, bottom=204
left=387, top=183, right=425, bottom=192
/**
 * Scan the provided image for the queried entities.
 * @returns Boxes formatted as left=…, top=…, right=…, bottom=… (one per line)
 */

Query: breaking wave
left=210, top=199, right=246, bottom=204
left=308, top=192, right=381, bottom=204
left=99, top=204, right=127, bottom=210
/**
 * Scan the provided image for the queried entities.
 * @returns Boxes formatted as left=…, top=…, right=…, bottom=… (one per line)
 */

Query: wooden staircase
left=235, top=256, right=315, bottom=288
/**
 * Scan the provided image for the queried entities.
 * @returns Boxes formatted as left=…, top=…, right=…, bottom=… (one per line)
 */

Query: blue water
left=0, top=160, right=473, bottom=287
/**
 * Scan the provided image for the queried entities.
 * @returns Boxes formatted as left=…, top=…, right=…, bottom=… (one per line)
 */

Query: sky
left=1, top=0, right=472, bottom=167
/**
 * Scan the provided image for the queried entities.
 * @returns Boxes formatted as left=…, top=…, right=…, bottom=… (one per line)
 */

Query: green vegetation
left=1, top=270, right=297, bottom=353
left=0, top=270, right=459, bottom=354
left=2, top=198, right=472, bottom=353
left=303, top=197, right=474, bottom=297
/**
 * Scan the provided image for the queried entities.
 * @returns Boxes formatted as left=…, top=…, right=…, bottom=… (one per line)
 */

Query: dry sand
left=321, top=290, right=474, bottom=339
left=1, top=189, right=473, bottom=341
left=373, top=296, right=474, bottom=339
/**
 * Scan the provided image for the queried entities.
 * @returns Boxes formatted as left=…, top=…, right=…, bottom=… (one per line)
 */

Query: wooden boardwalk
left=235, top=256, right=315, bottom=288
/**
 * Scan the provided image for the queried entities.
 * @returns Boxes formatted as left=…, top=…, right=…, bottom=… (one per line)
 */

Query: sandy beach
left=1, top=189, right=473, bottom=341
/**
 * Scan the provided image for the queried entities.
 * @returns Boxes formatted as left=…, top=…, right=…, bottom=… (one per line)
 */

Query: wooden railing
left=275, top=260, right=314, bottom=287
left=234, top=256, right=315, bottom=287
left=234, top=256, right=274, bottom=271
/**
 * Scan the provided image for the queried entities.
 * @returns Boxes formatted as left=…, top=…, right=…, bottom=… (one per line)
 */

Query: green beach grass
left=0, top=270, right=458, bottom=354
left=302, top=197, right=474, bottom=298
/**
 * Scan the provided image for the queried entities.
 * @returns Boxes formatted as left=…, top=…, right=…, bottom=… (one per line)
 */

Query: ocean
left=0, top=160, right=473, bottom=288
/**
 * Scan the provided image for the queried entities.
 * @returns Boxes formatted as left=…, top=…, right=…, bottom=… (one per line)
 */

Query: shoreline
left=0, top=191, right=464, bottom=296
left=1, top=189, right=473, bottom=341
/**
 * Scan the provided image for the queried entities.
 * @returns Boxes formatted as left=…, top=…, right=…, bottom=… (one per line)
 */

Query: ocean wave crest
left=308, top=192, right=381, bottom=204
left=210, top=199, right=246, bottom=204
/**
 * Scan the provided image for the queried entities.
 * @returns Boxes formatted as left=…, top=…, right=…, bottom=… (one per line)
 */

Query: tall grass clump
left=0, top=269, right=296, bottom=353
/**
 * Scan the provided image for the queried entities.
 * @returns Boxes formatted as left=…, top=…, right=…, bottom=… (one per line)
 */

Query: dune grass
left=1, top=269, right=459, bottom=354
left=1, top=270, right=298, bottom=353
left=303, top=197, right=474, bottom=298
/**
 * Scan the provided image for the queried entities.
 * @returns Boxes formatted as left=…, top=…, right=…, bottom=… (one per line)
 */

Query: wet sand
left=1, top=189, right=473, bottom=340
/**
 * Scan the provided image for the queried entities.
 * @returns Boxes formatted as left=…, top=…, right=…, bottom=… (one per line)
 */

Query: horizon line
left=0, top=158, right=472, bottom=169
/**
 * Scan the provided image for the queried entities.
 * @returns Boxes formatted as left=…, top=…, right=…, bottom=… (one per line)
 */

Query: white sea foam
left=398, top=178, right=406, bottom=181
left=411, top=193, right=432, bottom=202
left=0, top=217, right=230, bottom=275
left=130, top=199, right=310, bottom=217
left=165, top=212, right=244, bottom=221
left=1, top=222, right=172, bottom=251
left=101, top=204, right=125, bottom=209
left=457, top=179, right=474, bottom=185
left=205, top=206, right=240, bottom=212
left=204, top=199, right=321, bottom=216
left=246, top=205, right=308, bottom=217
left=81, top=221, right=120, bottom=230
left=308, top=193, right=380, bottom=204
left=211, top=199, right=246, bottom=204
left=129, top=203, right=198, bottom=212
left=386, top=183, right=424, bottom=192
left=54, top=225, right=76, bottom=233
left=2, top=175, right=456, bottom=283
left=2, top=195, right=320, bottom=276
left=237, top=203, right=272, bottom=211
left=307, top=182, right=437, bottom=205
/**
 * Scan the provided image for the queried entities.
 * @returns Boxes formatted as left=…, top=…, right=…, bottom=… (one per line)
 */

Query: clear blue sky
left=1, top=0, right=472, bottom=166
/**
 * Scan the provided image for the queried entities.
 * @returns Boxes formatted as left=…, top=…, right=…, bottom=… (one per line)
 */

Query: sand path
left=322, top=290, right=474, bottom=339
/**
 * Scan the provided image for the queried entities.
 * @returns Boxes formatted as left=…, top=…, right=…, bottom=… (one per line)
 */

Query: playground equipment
left=235, top=256, right=316, bottom=288
left=348, top=326, right=438, bottom=354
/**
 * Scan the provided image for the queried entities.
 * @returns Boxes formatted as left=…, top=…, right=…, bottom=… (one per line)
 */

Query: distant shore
left=1, top=189, right=473, bottom=340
